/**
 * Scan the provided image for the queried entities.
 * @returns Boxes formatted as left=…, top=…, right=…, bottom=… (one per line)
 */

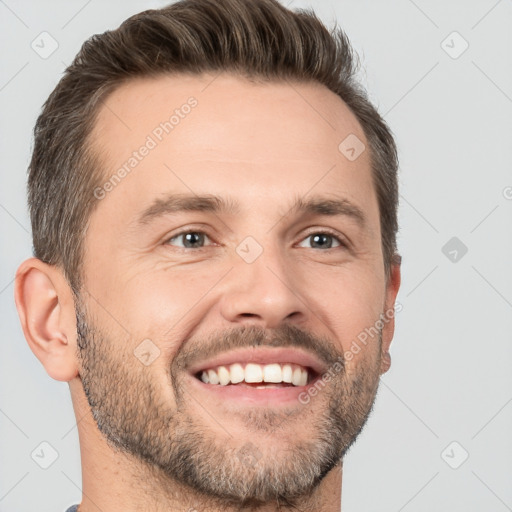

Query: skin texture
left=15, top=73, right=401, bottom=512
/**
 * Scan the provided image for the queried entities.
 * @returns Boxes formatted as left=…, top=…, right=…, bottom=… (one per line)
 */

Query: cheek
left=309, top=266, right=385, bottom=356
left=110, top=265, right=223, bottom=355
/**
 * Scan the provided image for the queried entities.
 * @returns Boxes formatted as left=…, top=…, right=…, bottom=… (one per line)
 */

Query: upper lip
left=187, top=347, right=328, bottom=376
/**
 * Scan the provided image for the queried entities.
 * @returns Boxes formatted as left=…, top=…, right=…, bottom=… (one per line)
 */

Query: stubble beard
left=74, top=299, right=383, bottom=506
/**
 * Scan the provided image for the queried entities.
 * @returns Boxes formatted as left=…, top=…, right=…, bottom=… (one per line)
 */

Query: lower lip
left=187, top=374, right=312, bottom=405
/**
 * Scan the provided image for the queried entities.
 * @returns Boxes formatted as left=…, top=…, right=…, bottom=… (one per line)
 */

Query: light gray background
left=1, top=1, right=511, bottom=511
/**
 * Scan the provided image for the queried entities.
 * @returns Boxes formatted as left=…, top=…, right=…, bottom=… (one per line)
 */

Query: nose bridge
left=218, top=235, right=305, bottom=327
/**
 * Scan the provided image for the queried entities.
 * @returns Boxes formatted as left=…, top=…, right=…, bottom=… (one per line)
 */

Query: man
left=14, top=0, right=401, bottom=510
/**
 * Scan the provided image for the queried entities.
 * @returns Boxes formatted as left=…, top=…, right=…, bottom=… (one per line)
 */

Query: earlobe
left=14, top=258, right=79, bottom=382
left=380, top=351, right=391, bottom=374
left=380, top=257, right=402, bottom=375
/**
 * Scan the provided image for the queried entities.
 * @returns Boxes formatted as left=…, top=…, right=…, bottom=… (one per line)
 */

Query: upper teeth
left=200, top=363, right=309, bottom=386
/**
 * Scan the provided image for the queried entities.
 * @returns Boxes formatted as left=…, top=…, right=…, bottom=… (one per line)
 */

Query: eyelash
left=164, top=228, right=348, bottom=250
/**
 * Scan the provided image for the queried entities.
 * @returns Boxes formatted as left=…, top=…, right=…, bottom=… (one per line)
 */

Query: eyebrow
left=136, top=193, right=367, bottom=229
left=137, top=194, right=240, bottom=225
left=286, top=195, right=367, bottom=229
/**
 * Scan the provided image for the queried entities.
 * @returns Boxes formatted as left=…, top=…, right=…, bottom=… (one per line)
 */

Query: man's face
left=76, top=74, right=399, bottom=504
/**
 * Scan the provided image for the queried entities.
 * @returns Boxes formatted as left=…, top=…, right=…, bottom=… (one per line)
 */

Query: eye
left=165, top=230, right=214, bottom=249
left=297, top=231, right=345, bottom=250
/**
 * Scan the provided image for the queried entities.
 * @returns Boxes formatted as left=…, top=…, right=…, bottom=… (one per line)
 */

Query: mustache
left=172, top=323, right=344, bottom=372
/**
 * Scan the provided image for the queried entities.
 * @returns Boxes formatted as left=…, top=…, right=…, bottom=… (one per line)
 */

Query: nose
left=218, top=243, right=306, bottom=329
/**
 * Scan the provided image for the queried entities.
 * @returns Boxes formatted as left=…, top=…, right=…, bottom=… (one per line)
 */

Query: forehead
left=88, top=73, right=378, bottom=232
left=93, top=73, right=366, bottom=161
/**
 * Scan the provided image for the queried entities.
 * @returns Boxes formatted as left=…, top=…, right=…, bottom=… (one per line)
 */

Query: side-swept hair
left=28, top=0, right=399, bottom=292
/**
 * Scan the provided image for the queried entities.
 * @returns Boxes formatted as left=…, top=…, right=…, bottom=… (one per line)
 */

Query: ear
left=380, top=255, right=402, bottom=375
left=14, top=258, right=79, bottom=381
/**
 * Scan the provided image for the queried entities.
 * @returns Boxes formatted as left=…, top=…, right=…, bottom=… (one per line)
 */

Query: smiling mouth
left=195, top=362, right=316, bottom=388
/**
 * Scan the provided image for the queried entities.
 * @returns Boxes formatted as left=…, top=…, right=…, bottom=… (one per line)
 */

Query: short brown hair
left=28, top=0, right=399, bottom=293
